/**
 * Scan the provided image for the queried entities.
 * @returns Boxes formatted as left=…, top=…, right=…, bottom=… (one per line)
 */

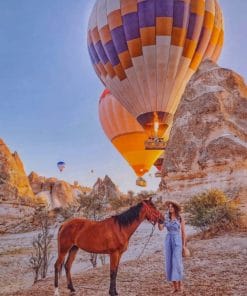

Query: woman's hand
left=158, top=219, right=165, bottom=231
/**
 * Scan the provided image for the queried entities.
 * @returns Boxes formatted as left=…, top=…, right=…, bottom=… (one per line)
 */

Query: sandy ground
left=0, top=225, right=246, bottom=296
left=0, top=222, right=196, bottom=294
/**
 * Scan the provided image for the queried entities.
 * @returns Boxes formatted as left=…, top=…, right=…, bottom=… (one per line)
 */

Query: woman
left=158, top=201, right=186, bottom=293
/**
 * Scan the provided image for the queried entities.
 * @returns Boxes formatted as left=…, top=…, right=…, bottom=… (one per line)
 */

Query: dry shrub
left=54, top=203, right=78, bottom=220
left=184, top=189, right=240, bottom=236
left=109, top=197, right=126, bottom=210
left=29, top=209, right=53, bottom=283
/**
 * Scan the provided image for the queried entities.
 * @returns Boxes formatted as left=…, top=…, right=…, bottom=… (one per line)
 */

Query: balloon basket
left=136, top=177, right=147, bottom=187
left=145, top=137, right=167, bottom=150
left=155, top=171, right=162, bottom=178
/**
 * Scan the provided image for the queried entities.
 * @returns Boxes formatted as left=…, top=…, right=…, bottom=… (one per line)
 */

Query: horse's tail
left=57, top=224, right=64, bottom=277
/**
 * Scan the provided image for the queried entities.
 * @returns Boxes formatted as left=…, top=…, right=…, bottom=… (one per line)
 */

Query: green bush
left=184, top=189, right=240, bottom=232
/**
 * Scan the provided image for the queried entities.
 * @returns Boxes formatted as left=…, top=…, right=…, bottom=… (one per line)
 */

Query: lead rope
left=136, top=224, right=155, bottom=260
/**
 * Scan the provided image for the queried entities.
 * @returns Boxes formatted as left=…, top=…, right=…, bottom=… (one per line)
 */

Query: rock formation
left=91, top=175, right=120, bottom=201
left=0, top=139, right=35, bottom=233
left=0, top=139, right=34, bottom=202
left=28, top=171, right=45, bottom=194
left=160, top=60, right=247, bottom=221
left=28, top=172, right=91, bottom=209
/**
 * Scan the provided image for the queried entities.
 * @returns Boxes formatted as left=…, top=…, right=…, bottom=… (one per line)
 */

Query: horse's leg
left=65, top=245, right=79, bottom=293
left=114, top=251, right=124, bottom=295
left=54, top=239, right=73, bottom=296
left=109, top=251, right=121, bottom=296
left=54, top=251, right=67, bottom=296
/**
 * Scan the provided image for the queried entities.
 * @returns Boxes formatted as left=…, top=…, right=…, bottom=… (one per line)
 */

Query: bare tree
left=29, top=209, right=53, bottom=283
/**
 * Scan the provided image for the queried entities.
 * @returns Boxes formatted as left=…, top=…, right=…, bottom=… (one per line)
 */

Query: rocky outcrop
left=0, top=139, right=36, bottom=233
left=28, top=171, right=45, bottom=194
left=91, top=175, right=120, bottom=201
left=28, top=172, right=91, bottom=209
left=0, top=139, right=34, bottom=202
left=161, top=60, right=247, bottom=221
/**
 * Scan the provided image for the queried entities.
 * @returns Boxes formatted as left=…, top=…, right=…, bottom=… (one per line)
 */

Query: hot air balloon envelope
left=99, top=89, right=171, bottom=186
left=88, top=0, right=224, bottom=149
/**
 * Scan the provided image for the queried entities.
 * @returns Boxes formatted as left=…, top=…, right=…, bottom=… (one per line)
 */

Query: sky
left=0, top=0, right=246, bottom=193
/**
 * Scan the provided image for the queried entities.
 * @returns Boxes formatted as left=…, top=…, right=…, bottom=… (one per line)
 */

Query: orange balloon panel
left=99, top=90, right=163, bottom=177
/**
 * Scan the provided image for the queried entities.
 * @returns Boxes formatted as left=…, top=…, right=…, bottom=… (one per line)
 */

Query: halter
left=142, top=201, right=162, bottom=225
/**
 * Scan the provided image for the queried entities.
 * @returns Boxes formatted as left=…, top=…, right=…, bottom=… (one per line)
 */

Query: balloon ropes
left=99, top=89, right=169, bottom=187
left=88, top=0, right=224, bottom=149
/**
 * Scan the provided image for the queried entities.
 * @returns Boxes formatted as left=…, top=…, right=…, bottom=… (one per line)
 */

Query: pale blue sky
left=0, top=1, right=246, bottom=193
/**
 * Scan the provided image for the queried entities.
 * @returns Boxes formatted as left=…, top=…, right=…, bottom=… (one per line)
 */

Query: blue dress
left=164, top=212, right=183, bottom=281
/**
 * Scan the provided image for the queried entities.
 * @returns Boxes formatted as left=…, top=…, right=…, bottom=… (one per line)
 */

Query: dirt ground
left=1, top=230, right=246, bottom=296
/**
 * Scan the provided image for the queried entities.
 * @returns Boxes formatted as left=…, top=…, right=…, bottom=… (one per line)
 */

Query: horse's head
left=142, top=197, right=164, bottom=225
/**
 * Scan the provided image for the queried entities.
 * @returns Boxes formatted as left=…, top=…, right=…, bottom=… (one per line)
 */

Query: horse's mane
left=113, top=202, right=143, bottom=227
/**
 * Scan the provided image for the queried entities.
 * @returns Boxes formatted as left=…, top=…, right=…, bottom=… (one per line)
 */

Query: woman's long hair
left=168, top=202, right=182, bottom=222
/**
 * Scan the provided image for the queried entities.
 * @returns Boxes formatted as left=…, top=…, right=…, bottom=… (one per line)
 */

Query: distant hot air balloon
left=57, top=161, right=66, bottom=172
left=154, top=152, right=165, bottom=177
left=154, top=152, right=165, bottom=171
left=88, top=0, right=224, bottom=148
left=99, top=89, right=170, bottom=187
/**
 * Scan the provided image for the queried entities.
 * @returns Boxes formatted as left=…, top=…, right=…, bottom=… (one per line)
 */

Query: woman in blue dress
left=158, top=201, right=186, bottom=293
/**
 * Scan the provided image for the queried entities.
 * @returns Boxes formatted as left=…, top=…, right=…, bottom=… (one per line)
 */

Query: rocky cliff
left=0, top=139, right=35, bottom=233
left=161, top=60, right=247, bottom=219
left=0, top=139, right=34, bottom=202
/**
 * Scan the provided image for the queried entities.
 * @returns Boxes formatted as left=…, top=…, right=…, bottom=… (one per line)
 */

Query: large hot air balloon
left=99, top=89, right=170, bottom=186
left=88, top=0, right=224, bottom=148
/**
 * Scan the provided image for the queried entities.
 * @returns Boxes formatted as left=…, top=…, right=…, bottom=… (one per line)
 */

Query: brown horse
left=54, top=198, right=164, bottom=296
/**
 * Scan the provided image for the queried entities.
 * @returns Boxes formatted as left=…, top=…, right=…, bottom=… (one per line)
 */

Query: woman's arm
left=158, top=214, right=165, bottom=231
left=181, top=216, right=186, bottom=247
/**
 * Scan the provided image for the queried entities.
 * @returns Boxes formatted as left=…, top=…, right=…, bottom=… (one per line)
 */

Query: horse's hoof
left=68, top=284, right=76, bottom=293
left=54, top=288, right=60, bottom=296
